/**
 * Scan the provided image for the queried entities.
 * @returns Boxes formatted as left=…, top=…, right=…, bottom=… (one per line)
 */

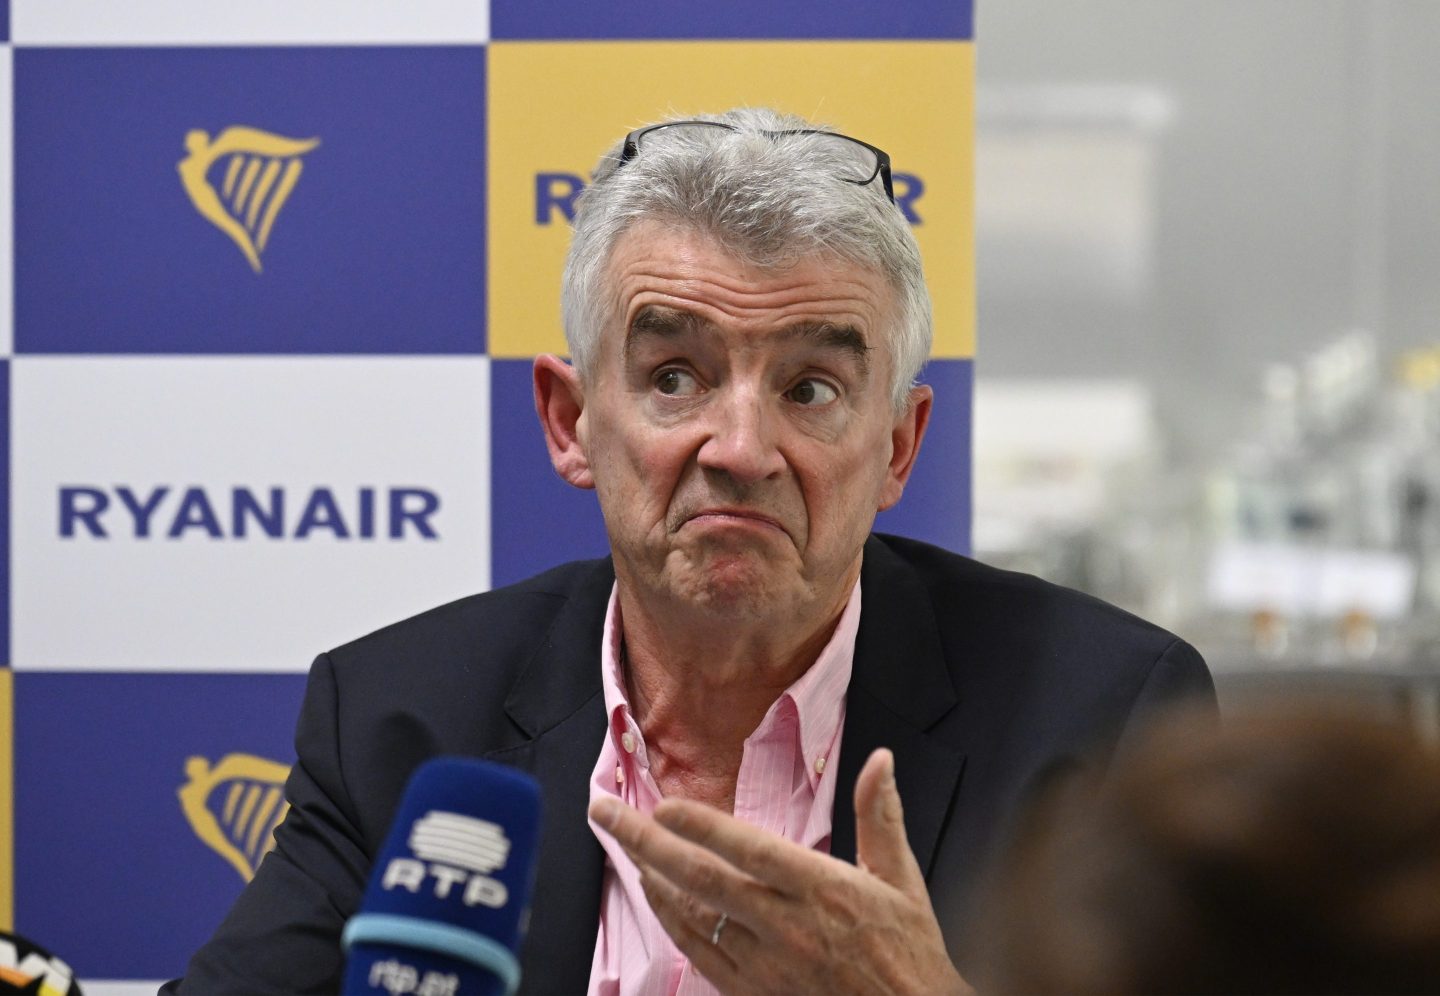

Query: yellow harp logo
left=177, top=126, right=320, bottom=273
left=179, top=753, right=292, bottom=882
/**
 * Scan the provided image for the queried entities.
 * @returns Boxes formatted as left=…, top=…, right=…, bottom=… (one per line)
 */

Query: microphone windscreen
left=342, top=758, right=542, bottom=996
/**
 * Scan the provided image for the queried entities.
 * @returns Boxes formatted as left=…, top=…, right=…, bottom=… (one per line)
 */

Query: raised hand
left=590, top=748, right=973, bottom=996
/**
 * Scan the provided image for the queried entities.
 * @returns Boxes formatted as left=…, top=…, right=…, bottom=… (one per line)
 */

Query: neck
left=615, top=572, right=855, bottom=809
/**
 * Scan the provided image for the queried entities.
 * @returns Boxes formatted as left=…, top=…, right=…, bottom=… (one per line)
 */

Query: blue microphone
left=342, top=758, right=543, bottom=996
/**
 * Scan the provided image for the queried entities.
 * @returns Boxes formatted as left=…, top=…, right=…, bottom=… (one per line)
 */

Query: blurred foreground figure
left=975, top=704, right=1440, bottom=995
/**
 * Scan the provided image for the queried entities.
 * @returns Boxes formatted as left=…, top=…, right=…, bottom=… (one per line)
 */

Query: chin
left=673, top=555, right=793, bottom=619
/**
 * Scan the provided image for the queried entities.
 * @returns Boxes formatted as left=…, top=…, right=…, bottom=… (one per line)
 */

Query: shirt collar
left=597, top=579, right=861, bottom=787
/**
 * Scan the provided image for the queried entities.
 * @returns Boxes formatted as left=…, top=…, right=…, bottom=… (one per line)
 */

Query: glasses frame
left=618, top=120, right=896, bottom=204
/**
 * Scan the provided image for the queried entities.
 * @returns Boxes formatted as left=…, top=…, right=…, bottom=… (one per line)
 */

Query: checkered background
left=0, top=1, right=973, bottom=988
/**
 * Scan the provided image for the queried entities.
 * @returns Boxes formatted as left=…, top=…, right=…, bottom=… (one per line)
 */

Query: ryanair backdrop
left=2, top=2, right=974, bottom=987
left=14, top=46, right=486, bottom=353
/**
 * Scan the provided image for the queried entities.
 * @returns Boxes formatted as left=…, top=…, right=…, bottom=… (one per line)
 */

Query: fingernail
left=877, top=750, right=898, bottom=820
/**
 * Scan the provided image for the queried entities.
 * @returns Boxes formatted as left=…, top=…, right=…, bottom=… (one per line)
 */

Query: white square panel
left=12, top=356, right=491, bottom=671
left=11, top=0, right=489, bottom=45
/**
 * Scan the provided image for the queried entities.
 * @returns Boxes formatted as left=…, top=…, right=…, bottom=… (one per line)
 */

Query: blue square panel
left=15, top=47, right=486, bottom=354
left=13, top=671, right=308, bottom=978
left=490, top=358, right=610, bottom=588
left=491, top=0, right=972, bottom=40
left=874, top=357, right=971, bottom=555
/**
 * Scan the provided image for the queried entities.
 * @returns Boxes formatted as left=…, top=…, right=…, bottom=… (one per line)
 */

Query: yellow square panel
left=488, top=41, right=974, bottom=360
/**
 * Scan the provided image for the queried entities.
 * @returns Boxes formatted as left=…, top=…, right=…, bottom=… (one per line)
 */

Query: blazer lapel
left=832, top=538, right=965, bottom=878
left=484, top=559, right=614, bottom=996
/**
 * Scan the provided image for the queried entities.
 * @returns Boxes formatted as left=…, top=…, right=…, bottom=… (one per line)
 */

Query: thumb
left=854, top=748, right=925, bottom=896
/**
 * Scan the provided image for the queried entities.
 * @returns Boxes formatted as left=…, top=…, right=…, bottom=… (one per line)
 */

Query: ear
left=877, top=384, right=932, bottom=511
left=533, top=354, right=596, bottom=490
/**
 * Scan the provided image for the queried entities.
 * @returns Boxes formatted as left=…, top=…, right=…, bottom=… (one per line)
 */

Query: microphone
left=341, top=758, right=543, bottom=996
left=0, top=927, right=81, bottom=996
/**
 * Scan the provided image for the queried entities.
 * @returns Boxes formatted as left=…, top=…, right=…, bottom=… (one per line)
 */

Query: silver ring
left=710, top=912, right=729, bottom=946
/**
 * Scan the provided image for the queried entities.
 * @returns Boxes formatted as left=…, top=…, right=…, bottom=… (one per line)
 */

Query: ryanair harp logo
left=179, top=753, right=292, bottom=881
left=177, top=126, right=320, bottom=273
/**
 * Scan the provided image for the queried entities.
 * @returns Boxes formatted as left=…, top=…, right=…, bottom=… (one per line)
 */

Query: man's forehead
left=624, top=303, right=874, bottom=370
left=602, top=222, right=896, bottom=334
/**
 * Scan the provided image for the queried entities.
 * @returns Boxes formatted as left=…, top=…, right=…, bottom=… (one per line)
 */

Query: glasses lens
left=634, top=121, right=736, bottom=153
left=799, top=133, right=882, bottom=185
left=627, top=123, right=886, bottom=197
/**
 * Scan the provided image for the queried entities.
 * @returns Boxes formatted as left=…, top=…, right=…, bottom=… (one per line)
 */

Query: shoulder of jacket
left=870, top=532, right=1182, bottom=647
left=323, top=556, right=612, bottom=662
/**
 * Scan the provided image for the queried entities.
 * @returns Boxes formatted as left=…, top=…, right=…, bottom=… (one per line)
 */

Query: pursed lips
left=683, top=506, right=789, bottom=536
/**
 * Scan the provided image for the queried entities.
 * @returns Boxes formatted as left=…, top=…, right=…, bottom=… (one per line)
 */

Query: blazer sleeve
left=166, top=653, right=370, bottom=994
left=1114, top=636, right=1218, bottom=760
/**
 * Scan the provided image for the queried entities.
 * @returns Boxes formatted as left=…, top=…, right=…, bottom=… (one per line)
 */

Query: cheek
left=592, top=420, right=693, bottom=513
left=803, top=443, right=892, bottom=530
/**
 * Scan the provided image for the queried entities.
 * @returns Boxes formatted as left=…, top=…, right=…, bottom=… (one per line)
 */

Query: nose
left=696, top=385, right=786, bottom=486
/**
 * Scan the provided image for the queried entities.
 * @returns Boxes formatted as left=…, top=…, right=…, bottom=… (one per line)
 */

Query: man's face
left=559, top=221, right=927, bottom=622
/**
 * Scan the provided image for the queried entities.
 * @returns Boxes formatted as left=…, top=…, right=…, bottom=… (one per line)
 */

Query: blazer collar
left=504, top=558, right=614, bottom=737
left=489, top=557, right=614, bottom=995
left=831, top=536, right=965, bottom=877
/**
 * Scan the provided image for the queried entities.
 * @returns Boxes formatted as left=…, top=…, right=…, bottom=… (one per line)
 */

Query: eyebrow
left=624, top=305, right=873, bottom=375
left=625, top=305, right=702, bottom=350
left=784, top=320, right=873, bottom=374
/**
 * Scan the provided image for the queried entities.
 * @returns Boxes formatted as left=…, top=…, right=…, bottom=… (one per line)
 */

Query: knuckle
left=690, top=857, right=725, bottom=897
left=627, top=819, right=656, bottom=853
left=810, top=877, right=864, bottom=933
left=678, top=887, right=707, bottom=921
left=738, top=834, right=772, bottom=871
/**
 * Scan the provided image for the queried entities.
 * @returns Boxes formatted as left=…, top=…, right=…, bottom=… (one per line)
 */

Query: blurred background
left=972, top=0, right=1440, bottom=732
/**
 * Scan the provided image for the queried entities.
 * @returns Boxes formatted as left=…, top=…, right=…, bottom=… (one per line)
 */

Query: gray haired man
left=173, top=108, right=1212, bottom=994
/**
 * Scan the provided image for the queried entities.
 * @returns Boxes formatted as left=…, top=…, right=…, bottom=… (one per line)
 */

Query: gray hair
left=561, top=107, right=932, bottom=412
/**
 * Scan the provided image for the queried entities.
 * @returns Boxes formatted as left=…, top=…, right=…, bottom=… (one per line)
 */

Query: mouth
left=683, top=507, right=789, bottom=536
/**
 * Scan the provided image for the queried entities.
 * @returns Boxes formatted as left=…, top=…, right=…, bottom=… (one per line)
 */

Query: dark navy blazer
left=171, top=533, right=1214, bottom=994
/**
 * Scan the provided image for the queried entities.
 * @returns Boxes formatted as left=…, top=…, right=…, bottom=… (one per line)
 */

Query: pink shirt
left=586, top=581, right=862, bottom=996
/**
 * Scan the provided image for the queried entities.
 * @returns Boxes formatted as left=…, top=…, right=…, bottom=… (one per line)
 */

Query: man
left=172, top=108, right=1213, bottom=994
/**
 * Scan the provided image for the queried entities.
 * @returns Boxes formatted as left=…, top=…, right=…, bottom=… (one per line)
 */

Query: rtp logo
left=178, top=126, right=320, bottom=274
left=382, top=811, right=513, bottom=908
left=409, top=812, right=511, bottom=873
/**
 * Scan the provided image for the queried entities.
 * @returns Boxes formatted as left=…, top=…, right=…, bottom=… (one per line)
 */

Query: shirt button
left=615, top=765, right=625, bottom=785
left=814, top=756, right=827, bottom=775
left=621, top=731, right=637, bottom=754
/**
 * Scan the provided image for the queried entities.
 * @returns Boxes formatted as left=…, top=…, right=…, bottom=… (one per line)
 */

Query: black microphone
left=341, top=758, right=542, bottom=996
left=0, top=927, right=82, bottom=996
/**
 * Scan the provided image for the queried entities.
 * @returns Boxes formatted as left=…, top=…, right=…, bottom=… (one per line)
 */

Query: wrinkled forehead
left=598, top=219, right=901, bottom=347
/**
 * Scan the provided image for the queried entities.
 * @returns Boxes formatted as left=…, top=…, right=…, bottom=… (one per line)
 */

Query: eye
left=655, top=368, right=702, bottom=396
left=786, top=378, right=839, bottom=406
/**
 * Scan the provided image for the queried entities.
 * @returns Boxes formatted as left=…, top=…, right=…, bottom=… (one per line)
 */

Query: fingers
left=636, top=864, right=749, bottom=992
left=651, top=796, right=828, bottom=889
left=853, top=749, right=926, bottom=897
left=590, top=796, right=778, bottom=924
left=592, top=797, right=765, bottom=993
